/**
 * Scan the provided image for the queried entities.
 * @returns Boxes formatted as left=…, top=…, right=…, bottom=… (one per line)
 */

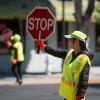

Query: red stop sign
left=26, top=7, right=55, bottom=40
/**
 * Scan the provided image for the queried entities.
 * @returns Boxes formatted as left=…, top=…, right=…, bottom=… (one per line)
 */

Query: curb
left=89, top=80, right=100, bottom=84
left=0, top=79, right=100, bottom=86
left=0, top=80, right=5, bottom=85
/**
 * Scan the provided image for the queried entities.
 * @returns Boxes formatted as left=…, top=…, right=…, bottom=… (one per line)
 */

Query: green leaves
left=93, top=1, right=100, bottom=25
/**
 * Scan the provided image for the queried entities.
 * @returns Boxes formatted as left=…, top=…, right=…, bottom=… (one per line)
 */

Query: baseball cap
left=14, top=34, right=21, bottom=41
left=64, top=31, right=87, bottom=42
left=11, top=35, right=14, bottom=40
left=11, top=34, right=21, bottom=41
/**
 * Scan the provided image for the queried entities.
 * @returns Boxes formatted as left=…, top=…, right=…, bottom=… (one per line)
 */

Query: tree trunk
left=74, top=0, right=82, bottom=30
left=74, top=0, right=95, bottom=34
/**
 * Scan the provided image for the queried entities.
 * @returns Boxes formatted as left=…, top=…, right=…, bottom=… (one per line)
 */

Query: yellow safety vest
left=11, top=41, right=24, bottom=62
left=59, top=49, right=91, bottom=100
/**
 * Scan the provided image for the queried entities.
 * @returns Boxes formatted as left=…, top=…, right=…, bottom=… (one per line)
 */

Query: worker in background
left=7, top=34, right=24, bottom=85
left=36, top=31, right=94, bottom=100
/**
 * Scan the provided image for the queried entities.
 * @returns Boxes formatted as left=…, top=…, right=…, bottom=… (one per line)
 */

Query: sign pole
left=37, top=31, right=41, bottom=54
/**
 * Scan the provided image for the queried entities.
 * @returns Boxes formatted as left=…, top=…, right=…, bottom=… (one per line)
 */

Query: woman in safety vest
left=36, top=31, right=94, bottom=100
left=7, top=34, right=24, bottom=85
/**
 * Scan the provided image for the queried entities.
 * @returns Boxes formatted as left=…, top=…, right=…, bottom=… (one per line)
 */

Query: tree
left=93, top=0, right=100, bottom=26
left=74, top=0, right=95, bottom=34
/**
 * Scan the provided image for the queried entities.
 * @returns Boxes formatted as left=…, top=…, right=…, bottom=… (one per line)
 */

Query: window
left=57, top=21, right=62, bottom=48
left=57, top=21, right=68, bottom=49
left=95, top=24, right=100, bottom=52
left=0, top=19, right=25, bottom=54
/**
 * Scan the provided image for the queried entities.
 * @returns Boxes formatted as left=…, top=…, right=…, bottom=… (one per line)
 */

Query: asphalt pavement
left=0, top=66, right=100, bottom=100
left=0, top=84, right=100, bottom=100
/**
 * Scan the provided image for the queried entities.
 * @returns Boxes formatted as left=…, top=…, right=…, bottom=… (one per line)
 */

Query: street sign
left=26, top=7, right=55, bottom=40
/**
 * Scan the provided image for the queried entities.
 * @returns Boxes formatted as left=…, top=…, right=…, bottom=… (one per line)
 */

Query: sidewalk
left=0, top=66, right=100, bottom=85
left=89, top=66, right=100, bottom=84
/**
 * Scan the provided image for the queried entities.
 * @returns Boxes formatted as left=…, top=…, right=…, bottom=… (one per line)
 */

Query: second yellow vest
left=11, top=41, right=24, bottom=62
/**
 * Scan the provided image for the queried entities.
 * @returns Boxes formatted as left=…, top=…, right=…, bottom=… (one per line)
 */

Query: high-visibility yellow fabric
left=59, top=49, right=91, bottom=100
left=11, top=41, right=24, bottom=62
left=64, top=31, right=87, bottom=42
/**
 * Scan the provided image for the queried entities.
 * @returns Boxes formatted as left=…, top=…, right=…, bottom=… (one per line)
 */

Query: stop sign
left=26, top=7, right=55, bottom=40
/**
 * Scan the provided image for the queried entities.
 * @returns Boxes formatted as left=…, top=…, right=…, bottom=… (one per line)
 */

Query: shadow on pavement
left=89, top=84, right=100, bottom=89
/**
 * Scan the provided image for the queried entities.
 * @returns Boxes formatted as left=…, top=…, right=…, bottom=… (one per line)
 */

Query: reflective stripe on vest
left=11, top=41, right=24, bottom=61
left=59, top=49, right=91, bottom=100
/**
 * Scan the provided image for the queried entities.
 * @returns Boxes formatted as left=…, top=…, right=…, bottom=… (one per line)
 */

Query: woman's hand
left=35, top=40, right=46, bottom=49
left=6, top=41, right=12, bottom=47
left=12, top=59, right=17, bottom=65
left=75, top=96, right=80, bottom=100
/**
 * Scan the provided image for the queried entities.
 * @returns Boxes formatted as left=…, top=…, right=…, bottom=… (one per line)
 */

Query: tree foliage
left=93, top=0, right=100, bottom=25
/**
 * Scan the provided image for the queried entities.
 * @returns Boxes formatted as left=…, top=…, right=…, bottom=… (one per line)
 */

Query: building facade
left=0, top=0, right=100, bottom=74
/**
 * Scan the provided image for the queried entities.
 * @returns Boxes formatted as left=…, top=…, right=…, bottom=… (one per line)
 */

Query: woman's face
left=67, top=39, right=74, bottom=49
left=67, top=39, right=80, bottom=49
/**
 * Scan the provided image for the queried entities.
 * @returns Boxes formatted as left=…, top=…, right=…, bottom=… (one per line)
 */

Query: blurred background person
left=7, top=34, right=24, bottom=85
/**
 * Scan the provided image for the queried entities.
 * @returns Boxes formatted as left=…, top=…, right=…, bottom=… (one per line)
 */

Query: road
left=0, top=84, right=100, bottom=100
